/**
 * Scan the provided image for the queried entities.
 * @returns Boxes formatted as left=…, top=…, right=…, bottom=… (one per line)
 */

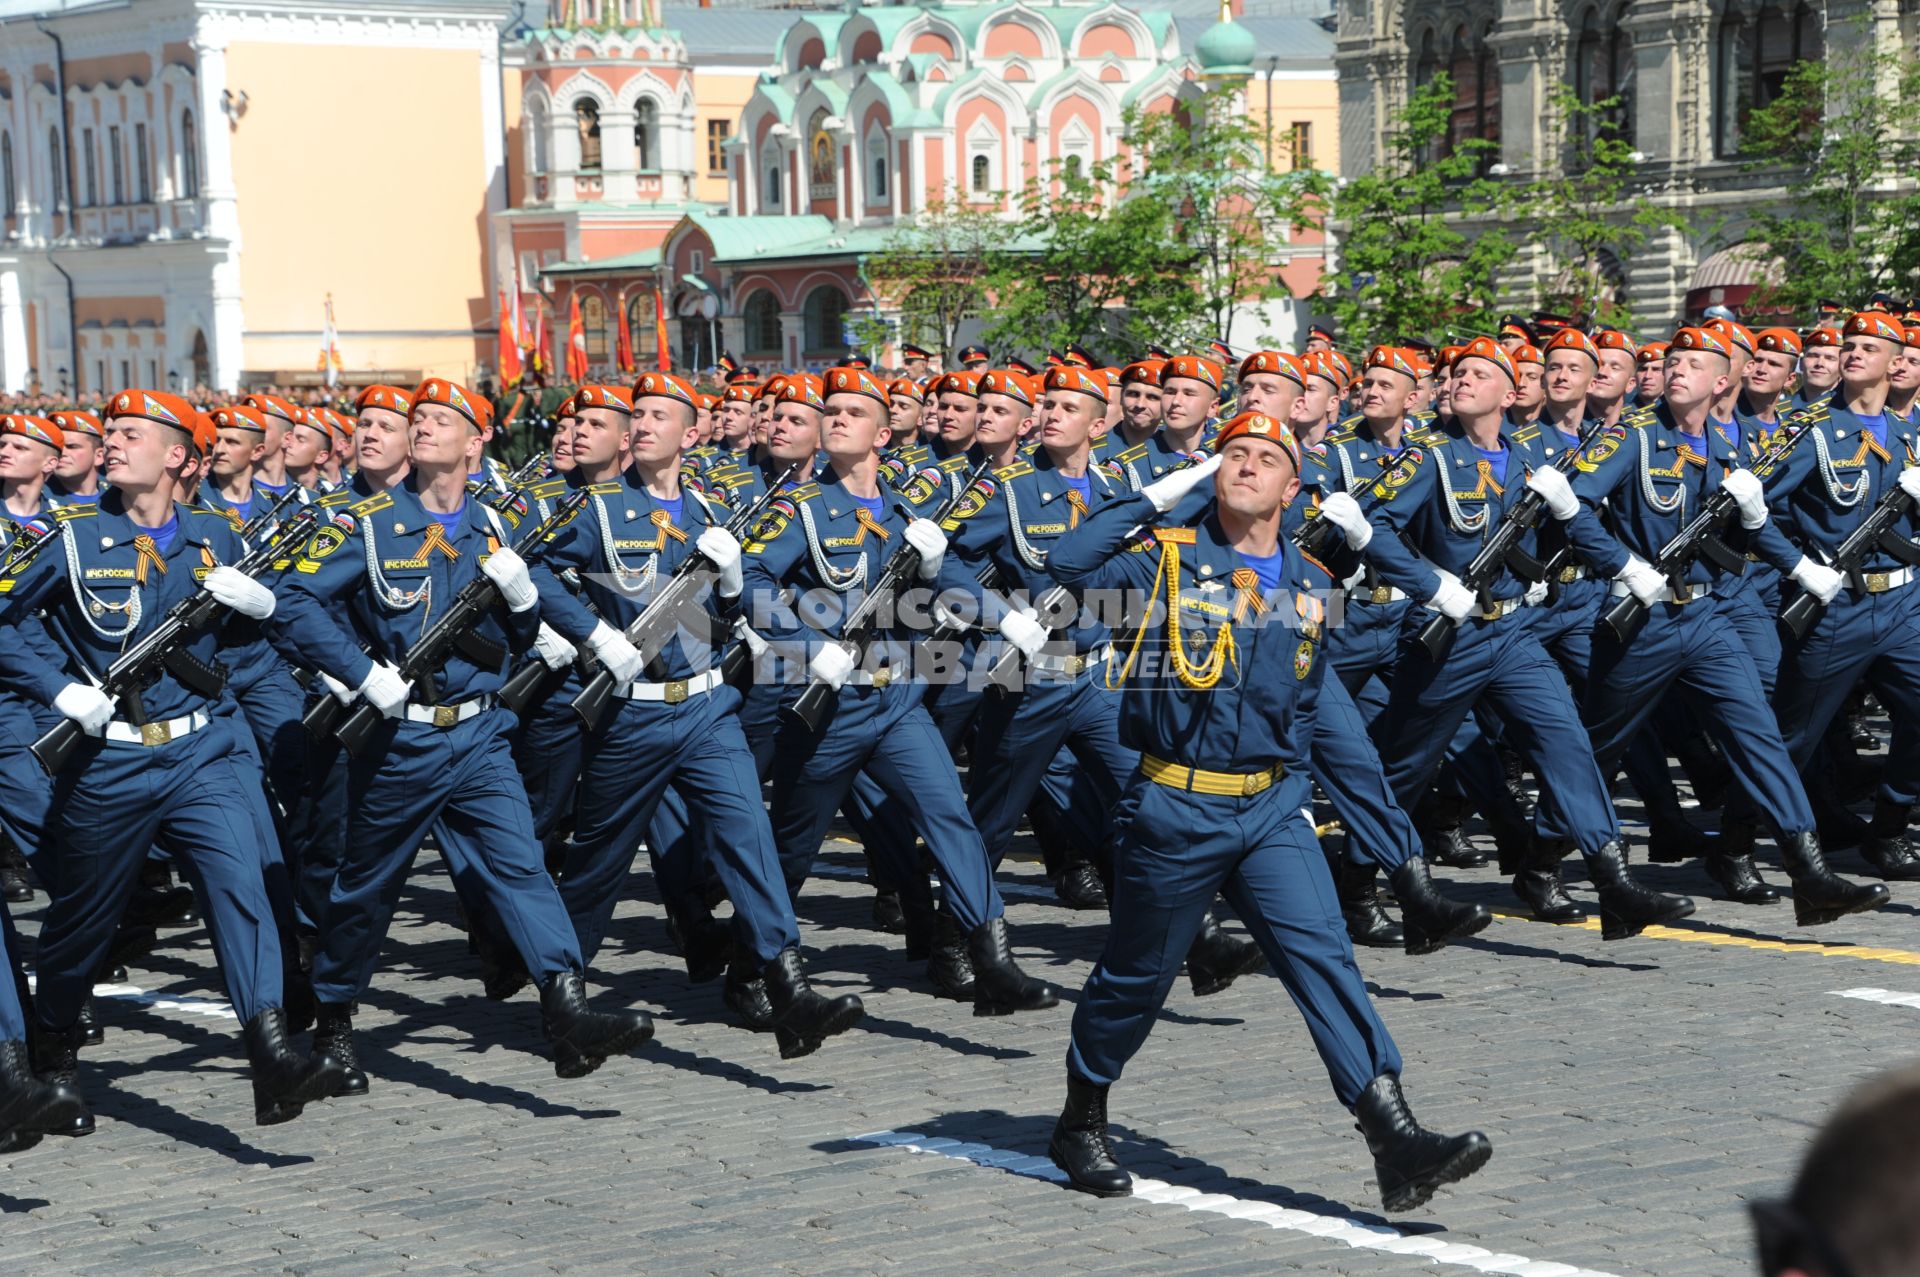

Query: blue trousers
left=1716, top=580, right=1783, bottom=697
left=287, top=712, right=350, bottom=932
left=313, top=709, right=583, bottom=1004
left=1309, top=673, right=1416, bottom=871
left=1773, top=588, right=1920, bottom=807
left=967, top=664, right=1135, bottom=868
left=1, top=897, right=26, bottom=1040
left=0, top=696, right=54, bottom=861
left=229, top=662, right=309, bottom=830
left=35, top=715, right=286, bottom=1028
left=1067, top=770, right=1401, bottom=1107
left=1372, top=617, right=1622, bottom=854
left=1579, top=600, right=1814, bottom=836
left=767, top=682, right=1003, bottom=932
left=562, top=687, right=796, bottom=967
left=510, top=670, right=585, bottom=846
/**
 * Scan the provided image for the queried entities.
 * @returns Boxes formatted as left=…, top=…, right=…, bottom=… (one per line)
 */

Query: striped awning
left=1691, top=243, right=1783, bottom=290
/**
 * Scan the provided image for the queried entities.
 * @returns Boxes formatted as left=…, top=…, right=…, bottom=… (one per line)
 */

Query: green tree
left=1320, top=74, right=1512, bottom=352
left=1737, top=46, right=1920, bottom=316
left=1511, top=89, right=1694, bottom=329
left=862, top=189, right=1010, bottom=360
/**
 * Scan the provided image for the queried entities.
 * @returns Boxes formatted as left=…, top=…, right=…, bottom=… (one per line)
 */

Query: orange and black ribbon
left=1066, top=489, right=1089, bottom=529
left=651, top=510, right=687, bottom=543
left=418, top=522, right=461, bottom=560
left=133, top=534, right=167, bottom=585
left=852, top=507, right=890, bottom=545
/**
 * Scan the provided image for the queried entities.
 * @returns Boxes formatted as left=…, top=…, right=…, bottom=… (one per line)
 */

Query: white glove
left=808, top=642, right=855, bottom=690
left=1899, top=467, right=1920, bottom=501
left=358, top=661, right=412, bottom=718
left=1789, top=556, right=1844, bottom=605
left=1615, top=555, right=1671, bottom=607
left=1141, top=452, right=1223, bottom=513
left=1426, top=570, right=1475, bottom=622
left=53, top=683, right=112, bottom=737
left=998, top=607, right=1047, bottom=660
left=696, top=526, right=744, bottom=598
left=533, top=622, right=578, bottom=671
left=1526, top=466, right=1579, bottom=521
left=319, top=671, right=358, bottom=705
left=1525, top=579, right=1549, bottom=607
left=585, top=620, right=643, bottom=685
left=203, top=565, right=276, bottom=620
left=1720, top=468, right=1768, bottom=530
left=1316, top=492, right=1373, bottom=550
left=905, top=517, right=947, bottom=581
left=481, top=546, right=538, bottom=613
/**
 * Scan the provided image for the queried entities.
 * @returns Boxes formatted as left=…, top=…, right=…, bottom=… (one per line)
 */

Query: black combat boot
left=1337, top=854, right=1404, bottom=949
left=1186, top=908, right=1268, bottom=996
left=1048, top=1073, right=1131, bottom=1197
left=310, top=1002, right=369, bottom=1097
left=722, top=958, right=778, bottom=1031
left=1856, top=799, right=1920, bottom=881
left=1644, top=795, right=1710, bottom=864
left=1702, top=819, right=1779, bottom=904
left=1512, top=839, right=1587, bottom=924
left=0, top=1040, right=88, bottom=1152
left=667, top=906, right=735, bottom=984
left=926, top=913, right=977, bottom=1001
left=870, top=889, right=906, bottom=934
left=244, top=1007, right=346, bottom=1126
left=761, top=946, right=865, bottom=1060
left=1390, top=858, right=1491, bottom=956
left=1053, top=862, right=1110, bottom=911
left=1354, top=1074, right=1493, bottom=1212
left=468, top=924, right=530, bottom=1002
left=1586, top=840, right=1694, bottom=940
left=125, top=859, right=197, bottom=928
left=1779, top=830, right=1889, bottom=927
left=1413, top=794, right=1485, bottom=869
left=27, top=1020, right=93, bottom=1137
left=967, top=917, right=1060, bottom=1016
left=1809, top=777, right=1874, bottom=849
left=0, top=840, right=32, bottom=903
left=76, top=996, right=103, bottom=1048
left=540, top=972, right=655, bottom=1079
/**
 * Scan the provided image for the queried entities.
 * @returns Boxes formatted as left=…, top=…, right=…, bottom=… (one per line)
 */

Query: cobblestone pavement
left=4, top=808, right=1916, bottom=1277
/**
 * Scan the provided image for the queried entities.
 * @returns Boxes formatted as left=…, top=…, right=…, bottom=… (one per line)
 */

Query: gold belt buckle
left=871, top=666, right=892, bottom=689
left=1558, top=565, right=1580, bottom=584
left=139, top=721, right=172, bottom=746
left=1866, top=571, right=1891, bottom=593
left=1670, top=583, right=1693, bottom=604
left=432, top=704, right=459, bottom=728
left=663, top=679, right=689, bottom=704
left=1370, top=586, right=1393, bottom=604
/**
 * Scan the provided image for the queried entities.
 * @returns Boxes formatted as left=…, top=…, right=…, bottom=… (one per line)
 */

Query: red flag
left=531, top=301, right=549, bottom=375
left=566, top=292, right=590, bottom=382
left=614, top=288, right=635, bottom=375
left=497, top=290, right=523, bottom=387
left=653, top=288, right=671, bottom=371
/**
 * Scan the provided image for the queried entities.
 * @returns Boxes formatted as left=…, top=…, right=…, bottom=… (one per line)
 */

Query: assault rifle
left=1778, top=484, right=1920, bottom=639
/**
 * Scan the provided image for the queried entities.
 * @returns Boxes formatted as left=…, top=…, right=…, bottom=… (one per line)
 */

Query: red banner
left=497, top=290, right=523, bottom=387
left=654, top=289, right=670, bottom=371
left=614, top=288, right=635, bottom=375
left=565, top=291, right=589, bottom=383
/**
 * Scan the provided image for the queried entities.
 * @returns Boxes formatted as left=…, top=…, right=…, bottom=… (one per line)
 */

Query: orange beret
left=1238, top=351, right=1307, bottom=387
left=1544, top=329, right=1601, bottom=365
left=574, top=384, right=635, bottom=414
left=760, top=374, right=790, bottom=402
left=630, top=372, right=696, bottom=409
left=1364, top=345, right=1422, bottom=381
left=1456, top=336, right=1517, bottom=383
left=1120, top=359, right=1166, bottom=386
left=1636, top=341, right=1670, bottom=367
left=1802, top=326, right=1841, bottom=350
left=1042, top=365, right=1109, bottom=404
left=355, top=385, right=413, bottom=416
left=240, top=393, right=303, bottom=429
left=978, top=369, right=1039, bottom=406
left=1592, top=330, right=1637, bottom=357
left=47, top=409, right=102, bottom=440
left=209, top=404, right=268, bottom=434
left=932, top=371, right=983, bottom=398
left=1212, top=411, right=1301, bottom=470
left=885, top=377, right=924, bottom=403
left=1435, top=344, right=1465, bottom=370
left=1510, top=342, right=1544, bottom=367
left=1703, top=317, right=1756, bottom=355
left=1670, top=327, right=1732, bottom=358
left=694, top=392, right=720, bottom=412
left=1843, top=311, right=1906, bottom=344
left=1754, top=328, right=1803, bottom=357
left=774, top=373, right=826, bottom=410
left=1160, top=356, right=1225, bottom=392
left=824, top=366, right=890, bottom=406
left=411, top=377, right=494, bottom=431
left=1, top=414, right=63, bottom=450
left=106, top=389, right=203, bottom=436
left=189, top=411, right=218, bottom=456
left=722, top=383, right=758, bottom=404
left=1305, top=349, right=1353, bottom=389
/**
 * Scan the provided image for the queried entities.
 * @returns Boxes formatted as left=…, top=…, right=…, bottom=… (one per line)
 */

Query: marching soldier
left=1584, top=331, right=1639, bottom=430
left=47, top=410, right=105, bottom=506
left=1632, top=342, right=1669, bottom=405
left=1791, top=326, right=1842, bottom=409
left=1111, top=356, right=1222, bottom=489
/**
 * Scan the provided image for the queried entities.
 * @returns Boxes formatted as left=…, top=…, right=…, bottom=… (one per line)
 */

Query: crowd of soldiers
left=0, top=293, right=1915, bottom=1218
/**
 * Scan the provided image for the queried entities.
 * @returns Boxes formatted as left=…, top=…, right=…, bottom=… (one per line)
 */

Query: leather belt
left=104, top=709, right=210, bottom=746
left=846, top=665, right=897, bottom=688
left=404, top=694, right=496, bottom=727
left=1028, top=643, right=1111, bottom=676
left=1857, top=567, right=1915, bottom=594
left=614, top=667, right=724, bottom=703
left=1350, top=584, right=1408, bottom=604
left=1556, top=564, right=1586, bottom=584
left=1142, top=754, right=1285, bottom=797
left=1475, top=597, right=1525, bottom=621
left=1609, top=581, right=1704, bottom=606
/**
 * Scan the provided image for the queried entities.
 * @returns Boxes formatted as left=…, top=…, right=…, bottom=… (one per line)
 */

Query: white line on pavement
left=1832, top=987, right=1920, bottom=1010
left=850, top=1129, right=1623, bottom=1277
left=28, top=974, right=237, bottom=1022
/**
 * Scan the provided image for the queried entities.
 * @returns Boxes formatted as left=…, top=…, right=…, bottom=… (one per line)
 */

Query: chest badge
left=1295, top=639, right=1315, bottom=680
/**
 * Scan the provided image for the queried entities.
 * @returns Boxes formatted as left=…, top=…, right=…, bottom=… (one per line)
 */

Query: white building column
left=189, top=32, right=240, bottom=245
left=209, top=249, right=244, bottom=390
left=0, top=265, right=29, bottom=392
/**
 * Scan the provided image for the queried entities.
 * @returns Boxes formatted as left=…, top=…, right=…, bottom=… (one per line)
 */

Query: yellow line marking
left=1489, top=908, right=1920, bottom=965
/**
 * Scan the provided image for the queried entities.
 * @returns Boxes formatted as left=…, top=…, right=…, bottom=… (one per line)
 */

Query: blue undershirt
left=227, top=496, right=253, bottom=522
left=850, top=493, right=886, bottom=521
left=1235, top=546, right=1286, bottom=593
left=655, top=494, right=684, bottom=525
left=1857, top=411, right=1890, bottom=452
left=428, top=502, right=464, bottom=540
left=134, top=514, right=179, bottom=555
left=256, top=478, right=290, bottom=497
left=1711, top=414, right=1741, bottom=453
left=1060, top=472, right=1092, bottom=505
left=1471, top=444, right=1511, bottom=487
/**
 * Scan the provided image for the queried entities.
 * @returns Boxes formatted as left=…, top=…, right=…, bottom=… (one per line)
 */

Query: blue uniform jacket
left=0, top=496, right=252, bottom=720
left=1748, top=398, right=1920, bottom=575
left=265, top=475, right=536, bottom=702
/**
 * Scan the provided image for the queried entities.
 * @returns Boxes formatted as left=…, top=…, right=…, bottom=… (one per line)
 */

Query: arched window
left=872, top=154, right=887, bottom=199
left=134, top=122, right=150, bottom=201
left=525, top=99, right=550, bottom=174
left=624, top=291, right=659, bottom=361
left=1755, top=3, right=1818, bottom=108
left=179, top=110, right=199, bottom=198
left=971, top=153, right=990, bottom=193
left=82, top=127, right=97, bottom=206
left=1714, top=10, right=1749, bottom=157
left=761, top=139, right=782, bottom=212
left=1435, top=25, right=1499, bottom=166
left=807, top=107, right=835, bottom=199
left=189, top=329, right=210, bottom=387
left=2, top=134, right=14, bottom=217
left=1573, top=5, right=1635, bottom=154
left=743, top=290, right=782, bottom=357
left=1413, top=28, right=1439, bottom=89
left=575, top=99, right=602, bottom=171
left=634, top=99, right=658, bottom=171
left=801, top=284, right=849, bottom=357
left=48, top=126, right=64, bottom=209
left=581, top=293, right=609, bottom=362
